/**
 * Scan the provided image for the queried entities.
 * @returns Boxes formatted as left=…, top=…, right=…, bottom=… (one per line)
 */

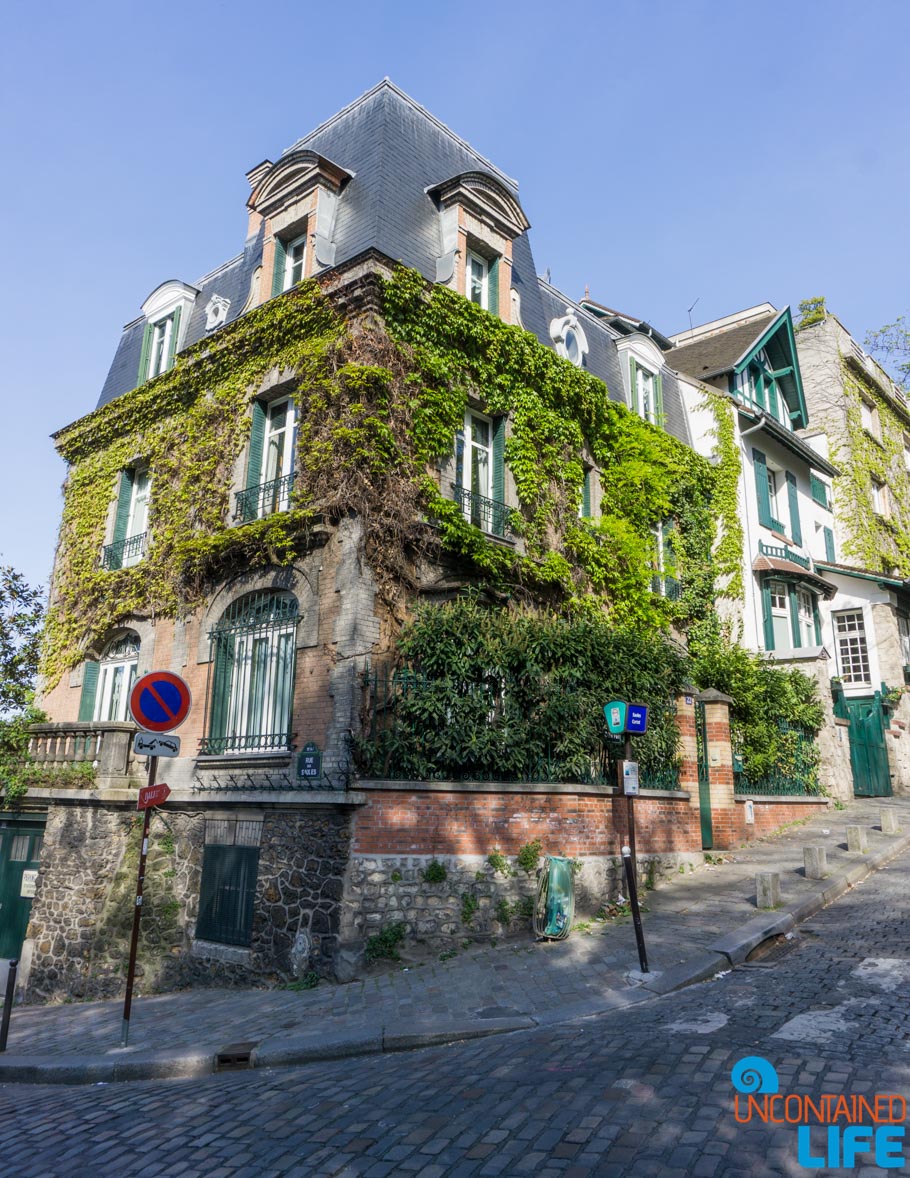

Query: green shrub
left=423, top=860, right=447, bottom=883
left=516, top=839, right=542, bottom=875
left=365, top=922, right=406, bottom=963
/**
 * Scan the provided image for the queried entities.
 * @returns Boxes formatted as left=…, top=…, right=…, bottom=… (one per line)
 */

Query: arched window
left=79, top=633, right=140, bottom=723
left=204, top=591, right=298, bottom=754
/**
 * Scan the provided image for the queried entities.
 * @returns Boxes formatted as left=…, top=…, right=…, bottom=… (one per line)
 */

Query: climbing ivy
left=702, top=390, right=744, bottom=604
left=43, top=266, right=722, bottom=688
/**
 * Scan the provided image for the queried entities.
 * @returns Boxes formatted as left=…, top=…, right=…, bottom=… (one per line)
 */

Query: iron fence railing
left=102, top=532, right=147, bottom=570
left=198, top=731, right=294, bottom=756
left=451, top=484, right=512, bottom=537
left=758, top=540, right=811, bottom=570
left=235, top=473, right=295, bottom=523
left=732, top=721, right=819, bottom=796
left=359, top=666, right=680, bottom=788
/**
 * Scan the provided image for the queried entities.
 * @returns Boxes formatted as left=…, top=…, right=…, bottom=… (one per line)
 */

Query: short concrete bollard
left=756, top=872, right=781, bottom=909
left=846, top=825, right=869, bottom=853
left=803, top=845, right=828, bottom=880
left=881, top=808, right=900, bottom=835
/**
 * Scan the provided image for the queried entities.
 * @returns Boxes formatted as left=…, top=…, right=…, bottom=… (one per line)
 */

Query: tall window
left=899, top=614, right=910, bottom=666
left=149, top=317, right=174, bottom=378
left=196, top=818, right=262, bottom=947
left=834, top=611, right=871, bottom=685
left=637, top=366, right=656, bottom=425
left=95, top=634, right=140, bottom=722
left=769, top=580, right=791, bottom=650
left=650, top=522, right=678, bottom=598
left=797, top=588, right=817, bottom=647
left=767, top=469, right=780, bottom=524
left=872, top=478, right=888, bottom=517
left=103, top=468, right=151, bottom=569
left=238, top=398, right=298, bottom=521
left=467, top=252, right=489, bottom=309
left=283, top=235, right=306, bottom=291
left=465, top=412, right=492, bottom=503
left=204, top=591, right=298, bottom=755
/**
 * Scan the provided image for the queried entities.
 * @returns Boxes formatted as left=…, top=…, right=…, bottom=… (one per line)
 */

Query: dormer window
left=137, top=280, right=198, bottom=384
left=148, top=315, right=175, bottom=379
left=627, top=356, right=664, bottom=426
left=550, top=310, right=589, bottom=368
left=284, top=235, right=307, bottom=291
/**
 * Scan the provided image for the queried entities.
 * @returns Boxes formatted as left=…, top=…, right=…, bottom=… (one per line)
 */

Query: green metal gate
left=0, top=819, right=45, bottom=958
left=695, top=701, right=713, bottom=849
left=844, top=695, right=892, bottom=798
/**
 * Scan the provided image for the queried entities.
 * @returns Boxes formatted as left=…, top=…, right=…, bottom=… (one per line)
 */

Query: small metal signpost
left=121, top=671, right=190, bottom=1047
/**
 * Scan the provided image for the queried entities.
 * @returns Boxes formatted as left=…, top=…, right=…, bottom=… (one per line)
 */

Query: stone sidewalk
left=1, top=794, right=909, bottom=1084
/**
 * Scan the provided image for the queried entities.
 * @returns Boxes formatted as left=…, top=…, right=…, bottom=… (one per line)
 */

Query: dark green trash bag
left=533, top=855, right=575, bottom=940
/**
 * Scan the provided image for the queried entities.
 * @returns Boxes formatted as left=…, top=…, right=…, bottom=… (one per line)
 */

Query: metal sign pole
left=621, top=845, right=649, bottom=973
left=121, top=755, right=157, bottom=1048
left=623, top=733, right=637, bottom=867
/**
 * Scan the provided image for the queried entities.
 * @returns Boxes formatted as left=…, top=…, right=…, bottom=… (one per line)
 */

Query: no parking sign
left=129, top=671, right=192, bottom=732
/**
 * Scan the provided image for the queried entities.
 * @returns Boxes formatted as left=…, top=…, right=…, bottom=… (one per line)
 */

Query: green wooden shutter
left=487, top=257, right=499, bottom=318
left=165, top=306, right=182, bottom=371
left=492, top=417, right=506, bottom=536
left=581, top=468, right=591, bottom=517
left=823, top=526, right=835, bottom=562
left=813, top=598, right=822, bottom=645
left=271, top=238, right=287, bottom=297
left=138, top=323, right=153, bottom=385
left=246, top=402, right=267, bottom=504
left=196, top=843, right=259, bottom=946
left=78, top=660, right=100, bottom=721
left=788, top=585, right=801, bottom=648
left=753, top=449, right=772, bottom=528
left=109, top=470, right=135, bottom=568
left=654, top=372, right=665, bottom=429
left=761, top=580, right=775, bottom=651
left=785, top=471, right=802, bottom=545
left=629, top=356, right=639, bottom=414
left=208, top=634, right=235, bottom=748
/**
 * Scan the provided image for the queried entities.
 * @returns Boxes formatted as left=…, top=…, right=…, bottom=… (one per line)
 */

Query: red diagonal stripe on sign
left=146, top=682, right=178, bottom=721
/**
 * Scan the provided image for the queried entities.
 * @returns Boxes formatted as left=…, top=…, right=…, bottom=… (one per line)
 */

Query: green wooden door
left=0, top=821, right=45, bottom=958
left=844, top=695, right=892, bottom=798
left=695, top=701, right=713, bottom=849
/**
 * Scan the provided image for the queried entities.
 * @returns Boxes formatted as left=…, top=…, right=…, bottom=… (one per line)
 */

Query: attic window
left=550, top=310, right=588, bottom=368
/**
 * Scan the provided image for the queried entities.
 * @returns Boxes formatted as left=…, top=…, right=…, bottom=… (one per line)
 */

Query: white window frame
left=466, top=251, right=489, bottom=310
left=797, top=588, right=815, bottom=647
left=872, top=478, right=888, bottom=517
left=899, top=614, right=910, bottom=666
left=769, top=579, right=791, bottom=650
left=834, top=610, right=871, bottom=686
left=94, top=635, right=140, bottom=723
left=767, top=469, right=780, bottom=525
left=256, top=397, right=297, bottom=518
left=464, top=411, right=493, bottom=505
left=223, top=624, right=296, bottom=753
left=283, top=235, right=307, bottom=291
left=637, top=365, right=657, bottom=425
left=148, top=315, right=175, bottom=379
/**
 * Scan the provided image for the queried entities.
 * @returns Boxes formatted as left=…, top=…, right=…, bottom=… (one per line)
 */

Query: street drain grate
left=216, top=1041, right=258, bottom=1071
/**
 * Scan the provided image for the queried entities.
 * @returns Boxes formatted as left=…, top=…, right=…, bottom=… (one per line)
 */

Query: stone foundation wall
left=23, top=801, right=351, bottom=1003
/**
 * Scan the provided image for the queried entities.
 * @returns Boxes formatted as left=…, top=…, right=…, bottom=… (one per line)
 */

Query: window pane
left=835, top=612, right=870, bottom=684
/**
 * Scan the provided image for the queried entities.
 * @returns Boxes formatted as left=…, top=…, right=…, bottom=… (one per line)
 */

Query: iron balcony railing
left=651, top=574, right=682, bottom=601
left=235, top=473, right=295, bottom=523
left=451, top=483, right=512, bottom=537
left=102, top=532, right=147, bottom=570
left=758, top=540, right=811, bottom=570
left=198, top=731, right=294, bottom=756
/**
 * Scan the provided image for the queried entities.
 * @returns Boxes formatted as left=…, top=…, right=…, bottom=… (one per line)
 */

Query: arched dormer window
left=138, top=281, right=198, bottom=383
left=202, top=591, right=298, bottom=755
left=549, top=310, right=589, bottom=368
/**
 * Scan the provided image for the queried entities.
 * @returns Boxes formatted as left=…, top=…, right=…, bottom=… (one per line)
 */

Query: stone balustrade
left=27, top=722, right=142, bottom=785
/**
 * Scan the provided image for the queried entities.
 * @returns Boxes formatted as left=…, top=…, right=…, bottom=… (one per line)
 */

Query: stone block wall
left=23, top=800, right=351, bottom=1003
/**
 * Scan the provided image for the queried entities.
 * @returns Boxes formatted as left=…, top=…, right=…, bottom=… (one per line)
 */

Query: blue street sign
left=627, top=703, right=649, bottom=734
left=604, top=701, right=627, bottom=734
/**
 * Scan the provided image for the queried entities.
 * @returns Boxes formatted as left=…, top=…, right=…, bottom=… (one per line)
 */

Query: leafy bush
left=365, top=922, right=406, bottom=964
left=423, top=860, right=447, bottom=883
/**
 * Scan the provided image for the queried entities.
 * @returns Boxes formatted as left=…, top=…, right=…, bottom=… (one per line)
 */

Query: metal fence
left=732, top=721, right=819, bottom=796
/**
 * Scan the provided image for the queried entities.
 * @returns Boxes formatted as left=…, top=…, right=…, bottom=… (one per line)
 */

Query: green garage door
left=0, top=820, right=45, bottom=958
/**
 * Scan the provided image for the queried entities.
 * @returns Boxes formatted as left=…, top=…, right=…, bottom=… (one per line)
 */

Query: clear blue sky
left=2, top=0, right=908, bottom=591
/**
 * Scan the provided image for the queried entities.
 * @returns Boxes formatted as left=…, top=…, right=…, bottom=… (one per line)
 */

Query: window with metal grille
left=834, top=611, right=871, bottom=685
left=202, top=591, right=298, bottom=755
left=196, top=819, right=262, bottom=947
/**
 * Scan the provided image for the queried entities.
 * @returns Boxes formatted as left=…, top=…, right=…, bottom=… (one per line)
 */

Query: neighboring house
left=672, top=303, right=906, bottom=800
left=12, top=81, right=711, bottom=999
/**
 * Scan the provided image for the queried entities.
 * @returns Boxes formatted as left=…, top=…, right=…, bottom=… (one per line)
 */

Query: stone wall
left=23, top=800, right=351, bottom=1003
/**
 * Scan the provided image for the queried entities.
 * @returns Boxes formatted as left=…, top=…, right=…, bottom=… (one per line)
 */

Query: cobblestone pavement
left=2, top=841, right=909, bottom=1175
left=4, top=795, right=909, bottom=1060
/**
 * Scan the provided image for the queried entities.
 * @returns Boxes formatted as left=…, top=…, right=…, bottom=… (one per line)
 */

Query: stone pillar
left=698, top=689, right=737, bottom=849
left=804, top=846, right=827, bottom=879
left=97, top=724, right=134, bottom=782
left=675, top=689, right=700, bottom=821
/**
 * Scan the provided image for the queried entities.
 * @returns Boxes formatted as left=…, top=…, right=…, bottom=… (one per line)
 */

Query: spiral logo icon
left=731, top=1056, right=779, bottom=1094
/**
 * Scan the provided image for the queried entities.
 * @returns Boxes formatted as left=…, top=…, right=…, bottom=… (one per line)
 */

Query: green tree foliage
left=355, top=596, right=688, bottom=783
left=0, top=561, right=46, bottom=802
left=795, top=297, right=827, bottom=331
left=865, top=314, right=910, bottom=385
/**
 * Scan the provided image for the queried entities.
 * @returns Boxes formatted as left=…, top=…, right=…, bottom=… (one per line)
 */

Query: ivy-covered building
left=12, top=81, right=730, bottom=998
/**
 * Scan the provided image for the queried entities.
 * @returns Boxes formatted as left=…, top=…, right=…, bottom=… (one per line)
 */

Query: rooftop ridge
left=281, top=78, right=519, bottom=193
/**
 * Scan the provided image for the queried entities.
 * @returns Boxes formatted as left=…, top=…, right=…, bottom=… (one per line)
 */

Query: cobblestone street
left=2, top=845, right=909, bottom=1176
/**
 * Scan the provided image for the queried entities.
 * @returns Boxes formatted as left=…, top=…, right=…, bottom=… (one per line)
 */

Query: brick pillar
left=675, top=690, right=700, bottom=820
left=698, top=688, right=737, bottom=849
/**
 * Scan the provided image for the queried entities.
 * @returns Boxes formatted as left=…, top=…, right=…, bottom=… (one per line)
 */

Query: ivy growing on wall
left=43, top=266, right=722, bottom=688
left=701, top=390, right=744, bottom=605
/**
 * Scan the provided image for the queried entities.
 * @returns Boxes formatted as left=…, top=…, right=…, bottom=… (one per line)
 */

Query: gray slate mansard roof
left=94, top=79, right=689, bottom=447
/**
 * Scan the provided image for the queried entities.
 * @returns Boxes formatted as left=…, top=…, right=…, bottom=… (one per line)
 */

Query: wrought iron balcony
left=651, top=574, right=682, bottom=601
left=102, top=532, right=147, bottom=570
left=198, top=731, right=294, bottom=756
left=451, top=484, right=512, bottom=538
left=235, top=473, right=295, bottom=523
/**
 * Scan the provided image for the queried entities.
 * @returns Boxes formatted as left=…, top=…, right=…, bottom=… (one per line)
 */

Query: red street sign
left=137, top=782, right=171, bottom=811
left=129, top=671, right=192, bottom=733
